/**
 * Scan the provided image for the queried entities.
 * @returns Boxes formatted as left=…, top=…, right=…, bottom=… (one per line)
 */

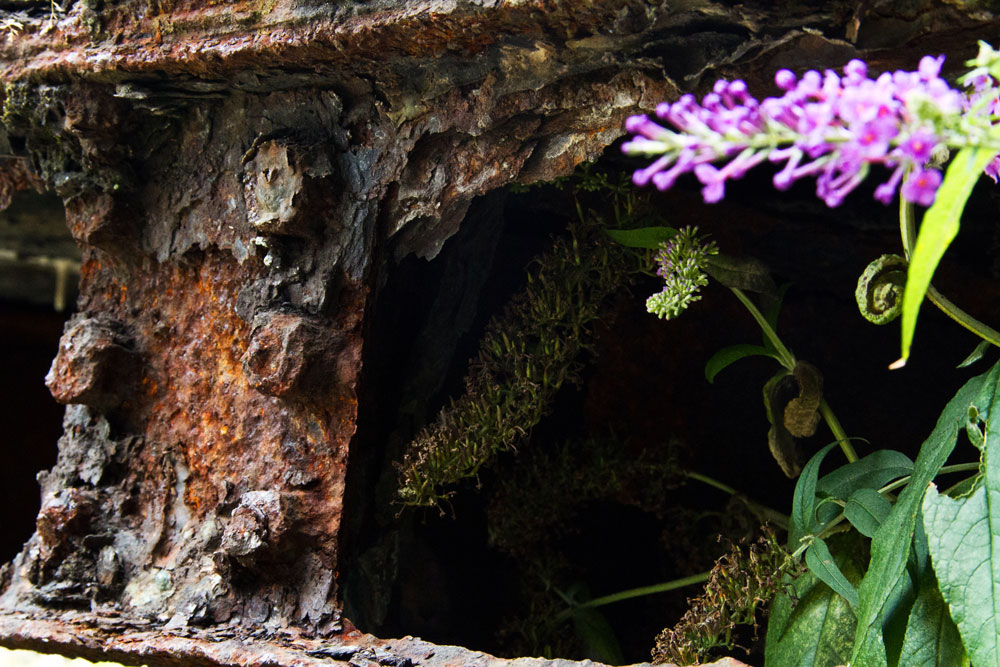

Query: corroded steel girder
left=0, top=1, right=995, bottom=665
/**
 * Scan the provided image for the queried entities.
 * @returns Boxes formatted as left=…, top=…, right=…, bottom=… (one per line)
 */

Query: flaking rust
left=22, top=245, right=359, bottom=631
left=1, top=0, right=996, bottom=665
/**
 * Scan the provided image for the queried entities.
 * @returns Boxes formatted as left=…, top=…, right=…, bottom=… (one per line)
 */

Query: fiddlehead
left=855, top=254, right=907, bottom=325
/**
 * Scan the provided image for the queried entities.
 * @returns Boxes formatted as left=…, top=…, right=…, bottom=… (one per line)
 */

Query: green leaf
left=898, top=561, right=969, bottom=667
left=943, top=473, right=981, bottom=499
left=844, top=488, right=892, bottom=538
left=791, top=443, right=839, bottom=544
left=922, top=367, right=1000, bottom=667
left=565, top=583, right=625, bottom=665
left=570, top=606, right=625, bottom=665
left=900, top=148, right=995, bottom=363
left=805, top=537, right=860, bottom=611
left=704, top=344, right=780, bottom=383
left=603, top=226, right=678, bottom=249
left=764, top=283, right=789, bottom=334
left=816, top=450, right=913, bottom=523
left=922, top=483, right=998, bottom=666
left=881, top=562, right=919, bottom=667
left=766, top=532, right=864, bottom=667
left=851, top=360, right=1000, bottom=667
left=958, top=340, right=992, bottom=369
left=704, top=253, right=777, bottom=294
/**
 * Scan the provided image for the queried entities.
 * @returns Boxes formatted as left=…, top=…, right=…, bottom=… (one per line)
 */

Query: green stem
left=899, top=199, right=1000, bottom=348
left=819, top=400, right=858, bottom=463
left=684, top=470, right=790, bottom=530
left=730, top=287, right=796, bottom=370
left=685, top=470, right=739, bottom=495
left=554, top=572, right=712, bottom=622
left=730, top=287, right=857, bottom=463
left=791, top=461, right=982, bottom=559
left=878, top=461, right=982, bottom=495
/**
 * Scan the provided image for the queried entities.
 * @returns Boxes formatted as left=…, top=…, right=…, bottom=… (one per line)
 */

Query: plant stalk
left=684, top=470, right=790, bottom=530
left=879, top=461, right=982, bottom=495
left=819, top=400, right=859, bottom=463
left=730, top=288, right=796, bottom=370
left=899, top=198, right=1000, bottom=348
left=730, top=287, right=858, bottom=463
left=555, top=572, right=712, bottom=621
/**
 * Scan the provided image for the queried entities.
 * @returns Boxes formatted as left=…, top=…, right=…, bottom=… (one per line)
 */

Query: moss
left=396, top=198, right=647, bottom=507
left=1, top=80, right=140, bottom=195
left=396, top=168, right=661, bottom=508
left=80, top=0, right=105, bottom=42
left=487, top=434, right=683, bottom=558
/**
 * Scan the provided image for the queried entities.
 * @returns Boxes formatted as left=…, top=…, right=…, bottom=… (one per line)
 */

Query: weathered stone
left=0, top=609, right=754, bottom=667
left=35, top=489, right=93, bottom=555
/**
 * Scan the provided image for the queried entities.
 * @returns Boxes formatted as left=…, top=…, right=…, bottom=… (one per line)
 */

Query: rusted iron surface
left=0, top=0, right=997, bottom=664
left=0, top=610, right=751, bottom=667
left=45, top=315, right=142, bottom=409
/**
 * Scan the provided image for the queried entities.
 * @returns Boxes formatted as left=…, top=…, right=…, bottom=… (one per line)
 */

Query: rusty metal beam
left=0, top=1, right=997, bottom=665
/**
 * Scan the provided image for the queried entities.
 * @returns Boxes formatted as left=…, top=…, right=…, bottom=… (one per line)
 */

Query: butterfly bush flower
left=646, top=226, right=718, bottom=319
left=624, top=43, right=1000, bottom=207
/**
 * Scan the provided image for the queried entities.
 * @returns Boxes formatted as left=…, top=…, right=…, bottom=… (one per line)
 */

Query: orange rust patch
left=83, top=251, right=356, bottom=548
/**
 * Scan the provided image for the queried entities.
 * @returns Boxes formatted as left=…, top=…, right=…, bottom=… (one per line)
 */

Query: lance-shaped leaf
left=844, top=488, right=892, bottom=539
left=603, top=226, right=678, bottom=249
left=958, top=340, right=992, bottom=369
left=704, top=253, right=777, bottom=294
left=790, top=442, right=839, bottom=544
left=815, top=450, right=913, bottom=524
left=851, top=361, right=1000, bottom=667
left=900, top=148, right=995, bottom=363
left=765, top=532, right=865, bottom=667
left=705, top=343, right=779, bottom=383
left=805, top=537, right=860, bottom=611
left=898, top=555, right=969, bottom=667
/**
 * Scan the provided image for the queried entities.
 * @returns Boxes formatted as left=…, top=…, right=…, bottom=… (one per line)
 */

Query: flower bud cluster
left=646, top=227, right=718, bottom=320
left=624, top=43, right=1000, bottom=207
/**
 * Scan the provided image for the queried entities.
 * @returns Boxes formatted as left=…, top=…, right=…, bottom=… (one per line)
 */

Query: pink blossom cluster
left=623, top=53, right=1000, bottom=207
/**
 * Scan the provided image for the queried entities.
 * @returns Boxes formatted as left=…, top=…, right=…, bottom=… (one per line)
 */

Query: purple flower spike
left=624, top=114, right=648, bottom=134
left=851, top=120, right=895, bottom=160
left=775, top=69, right=797, bottom=91
left=901, top=128, right=938, bottom=163
left=874, top=165, right=906, bottom=204
left=986, top=154, right=1000, bottom=183
left=729, top=80, right=749, bottom=103
left=844, top=59, right=868, bottom=81
left=901, top=168, right=943, bottom=206
left=623, top=47, right=1000, bottom=208
left=694, top=164, right=725, bottom=203
left=919, top=55, right=945, bottom=81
